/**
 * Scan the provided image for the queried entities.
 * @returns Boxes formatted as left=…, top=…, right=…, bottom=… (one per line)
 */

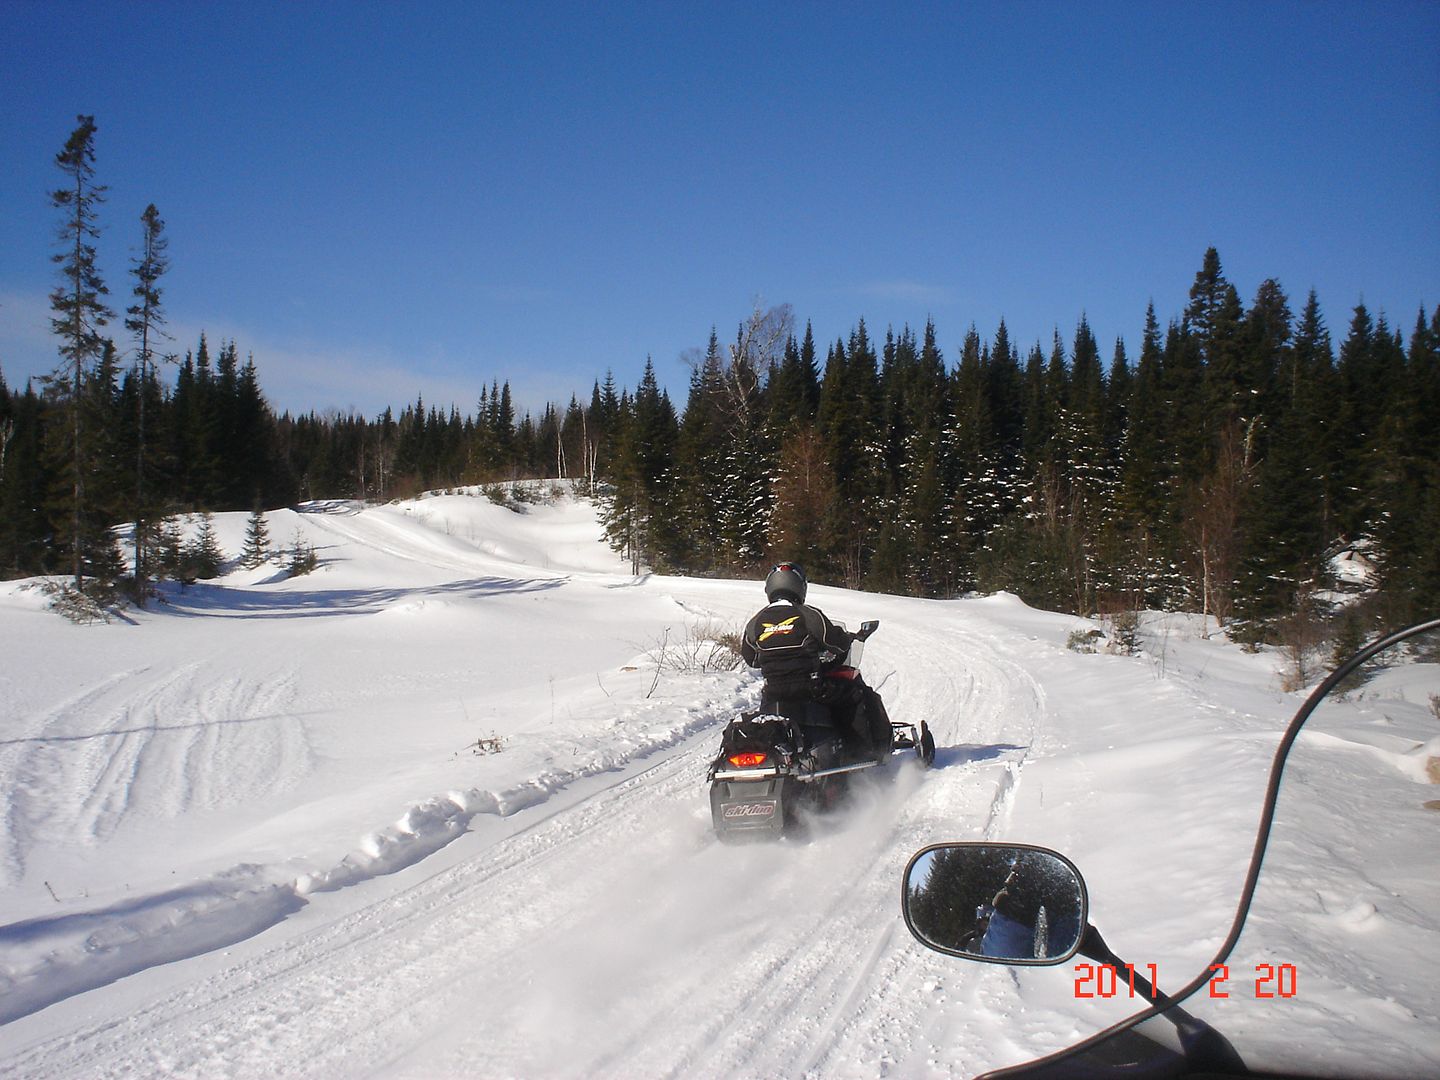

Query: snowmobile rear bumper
left=710, top=776, right=787, bottom=841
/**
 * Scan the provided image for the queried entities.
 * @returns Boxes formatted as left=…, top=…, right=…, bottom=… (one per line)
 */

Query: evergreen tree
left=675, top=330, right=728, bottom=570
left=820, top=320, right=884, bottom=586
left=1235, top=287, right=1327, bottom=620
left=1372, top=307, right=1440, bottom=622
left=943, top=326, right=999, bottom=588
left=1333, top=303, right=1389, bottom=540
left=241, top=503, right=271, bottom=569
left=0, top=384, right=54, bottom=575
left=765, top=330, right=819, bottom=429
left=603, top=361, right=680, bottom=571
left=1062, top=314, right=1111, bottom=527
left=47, top=115, right=115, bottom=589
left=124, top=203, right=170, bottom=594
left=183, top=512, right=225, bottom=580
left=900, top=320, right=952, bottom=594
left=1239, top=278, right=1291, bottom=431
left=1103, top=336, right=1131, bottom=469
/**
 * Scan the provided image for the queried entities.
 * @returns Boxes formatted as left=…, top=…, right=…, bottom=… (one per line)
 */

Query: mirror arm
left=1076, top=923, right=1121, bottom=966
left=1077, top=925, right=1164, bottom=1004
left=1077, top=923, right=1247, bottom=1072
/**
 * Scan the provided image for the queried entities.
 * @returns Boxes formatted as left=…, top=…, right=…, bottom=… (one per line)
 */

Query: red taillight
left=728, top=751, right=768, bottom=768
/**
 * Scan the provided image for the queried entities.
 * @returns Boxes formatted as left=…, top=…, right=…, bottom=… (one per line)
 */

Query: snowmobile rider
left=739, top=562, right=892, bottom=761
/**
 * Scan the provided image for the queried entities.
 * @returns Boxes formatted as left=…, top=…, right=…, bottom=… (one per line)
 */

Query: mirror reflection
left=903, top=843, right=1086, bottom=964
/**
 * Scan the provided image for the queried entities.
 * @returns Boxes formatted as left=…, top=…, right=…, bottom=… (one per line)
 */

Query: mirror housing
left=902, top=843, right=1089, bottom=965
left=857, top=619, right=879, bottom=641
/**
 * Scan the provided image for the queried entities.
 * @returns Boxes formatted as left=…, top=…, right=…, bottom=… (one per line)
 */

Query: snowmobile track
left=2, top=604, right=1050, bottom=1079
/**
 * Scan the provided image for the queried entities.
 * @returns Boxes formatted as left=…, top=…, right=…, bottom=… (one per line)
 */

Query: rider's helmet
left=764, top=562, right=807, bottom=605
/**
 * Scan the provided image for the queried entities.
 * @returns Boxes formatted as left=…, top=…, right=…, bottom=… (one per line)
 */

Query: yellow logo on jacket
left=759, top=616, right=799, bottom=642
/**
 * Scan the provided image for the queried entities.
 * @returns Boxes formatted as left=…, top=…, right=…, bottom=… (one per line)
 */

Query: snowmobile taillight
left=728, top=751, right=768, bottom=768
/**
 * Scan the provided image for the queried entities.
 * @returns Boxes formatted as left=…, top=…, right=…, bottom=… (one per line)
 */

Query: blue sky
left=2, top=1, right=1437, bottom=418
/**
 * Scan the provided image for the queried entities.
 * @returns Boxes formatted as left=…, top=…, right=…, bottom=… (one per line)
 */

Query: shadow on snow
left=151, top=573, right=567, bottom=619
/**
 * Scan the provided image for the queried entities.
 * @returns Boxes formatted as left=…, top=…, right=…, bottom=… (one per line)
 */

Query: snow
left=1, top=484, right=1436, bottom=1077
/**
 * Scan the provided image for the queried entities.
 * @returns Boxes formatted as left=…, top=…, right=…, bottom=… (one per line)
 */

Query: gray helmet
left=764, top=562, right=807, bottom=604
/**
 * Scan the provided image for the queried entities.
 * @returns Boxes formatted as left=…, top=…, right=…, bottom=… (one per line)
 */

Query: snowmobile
left=899, top=616, right=1440, bottom=1078
left=708, top=619, right=935, bottom=842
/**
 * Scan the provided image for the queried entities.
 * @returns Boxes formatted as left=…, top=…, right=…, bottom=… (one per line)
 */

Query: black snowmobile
left=707, top=620, right=935, bottom=842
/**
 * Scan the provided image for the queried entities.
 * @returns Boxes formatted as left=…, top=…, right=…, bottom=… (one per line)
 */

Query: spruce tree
left=0, top=384, right=54, bottom=576
left=242, top=503, right=271, bottom=569
left=944, top=326, right=998, bottom=584
left=1334, top=304, right=1384, bottom=540
left=48, top=115, right=114, bottom=589
left=125, top=203, right=170, bottom=594
left=184, top=512, right=225, bottom=579
left=603, top=361, right=680, bottom=571
left=675, top=330, right=727, bottom=569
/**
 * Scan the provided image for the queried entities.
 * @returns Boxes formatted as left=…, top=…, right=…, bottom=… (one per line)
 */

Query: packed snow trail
left=1, top=592, right=1054, bottom=1078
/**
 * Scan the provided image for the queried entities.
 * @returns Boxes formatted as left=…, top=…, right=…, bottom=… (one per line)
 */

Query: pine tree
left=1372, top=307, right=1440, bottom=622
left=124, top=203, right=170, bottom=595
left=603, top=361, right=680, bottom=571
left=184, top=512, right=225, bottom=580
left=675, top=330, right=728, bottom=570
left=821, top=321, right=884, bottom=586
left=900, top=320, right=951, bottom=594
left=48, top=115, right=115, bottom=589
left=1239, top=278, right=1291, bottom=430
left=0, top=384, right=54, bottom=576
left=241, top=503, right=271, bottom=569
left=1333, top=303, right=1388, bottom=540
left=943, top=326, right=997, bottom=588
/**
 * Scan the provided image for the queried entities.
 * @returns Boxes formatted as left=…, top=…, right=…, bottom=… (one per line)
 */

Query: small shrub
left=287, top=530, right=319, bottom=576
left=471, top=733, right=506, bottom=755
left=1328, top=610, right=1369, bottom=694
left=1227, top=618, right=1271, bottom=653
left=1067, top=628, right=1104, bottom=653
left=43, top=581, right=112, bottom=624
left=647, top=620, right=744, bottom=676
left=1105, top=610, right=1141, bottom=656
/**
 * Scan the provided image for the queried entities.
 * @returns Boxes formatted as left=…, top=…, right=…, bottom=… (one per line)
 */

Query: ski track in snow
left=0, top=663, right=306, bottom=888
left=0, top=601, right=1052, bottom=1079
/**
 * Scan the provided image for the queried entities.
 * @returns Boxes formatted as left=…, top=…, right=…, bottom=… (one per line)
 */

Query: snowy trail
left=0, top=597, right=1051, bottom=1079
left=4, top=493, right=1434, bottom=1078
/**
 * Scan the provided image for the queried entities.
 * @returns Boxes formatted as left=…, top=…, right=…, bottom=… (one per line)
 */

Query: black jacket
left=741, top=600, right=853, bottom=699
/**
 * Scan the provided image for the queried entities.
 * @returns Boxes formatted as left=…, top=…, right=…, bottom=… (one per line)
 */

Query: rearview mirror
left=902, top=843, right=1088, bottom=964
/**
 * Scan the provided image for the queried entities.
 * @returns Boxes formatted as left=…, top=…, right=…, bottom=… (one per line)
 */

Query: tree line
left=3, top=116, right=1436, bottom=640
left=600, top=276, right=1439, bottom=640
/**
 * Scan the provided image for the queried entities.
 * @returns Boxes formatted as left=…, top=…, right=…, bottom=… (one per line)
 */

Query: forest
left=5, top=116, right=1438, bottom=644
